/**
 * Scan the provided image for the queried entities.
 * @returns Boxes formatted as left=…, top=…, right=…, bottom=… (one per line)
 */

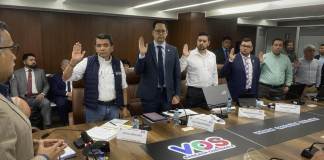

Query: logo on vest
left=168, top=136, right=236, bottom=159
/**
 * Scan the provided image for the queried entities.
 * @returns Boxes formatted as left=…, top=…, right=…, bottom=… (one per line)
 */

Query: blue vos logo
left=168, top=136, right=236, bottom=159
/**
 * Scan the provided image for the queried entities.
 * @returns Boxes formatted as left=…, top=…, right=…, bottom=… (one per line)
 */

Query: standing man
left=63, top=33, right=130, bottom=123
left=49, top=59, right=72, bottom=125
left=284, top=40, right=297, bottom=63
left=0, top=20, right=66, bottom=160
left=315, top=44, right=324, bottom=86
left=180, top=32, right=218, bottom=108
left=295, top=45, right=321, bottom=88
left=135, top=20, right=181, bottom=113
left=10, top=53, right=51, bottom=129
left=259, top=38, right=293, bottom=99
left=221, top=37, right=260, bottom=101
left=214, top=36, right=232, bottom=70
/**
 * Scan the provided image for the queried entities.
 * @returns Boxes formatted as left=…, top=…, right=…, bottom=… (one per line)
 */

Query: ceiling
left=1, top=0, right=324, bottom=23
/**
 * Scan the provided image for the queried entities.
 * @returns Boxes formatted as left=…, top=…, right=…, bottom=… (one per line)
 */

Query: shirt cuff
left=138, top=54, right=145, bottom=59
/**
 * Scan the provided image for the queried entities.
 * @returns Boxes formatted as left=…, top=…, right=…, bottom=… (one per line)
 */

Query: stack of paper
left=58, top=146, right=76, bottom=160
left=86, top=119, right=129, bottom=141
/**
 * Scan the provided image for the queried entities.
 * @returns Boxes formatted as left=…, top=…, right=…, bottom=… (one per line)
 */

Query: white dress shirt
left=180, top=48, right=218, bottom=88
left=240, top=53, right=253, bottom=89
left=67, top=55, right=128, bottom=101
left=24, top=67, right=38, bottom=94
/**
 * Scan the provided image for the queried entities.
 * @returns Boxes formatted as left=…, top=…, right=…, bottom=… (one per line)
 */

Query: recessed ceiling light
left=132, top=0, right=170, bottom=9
left=162, top=0, right=225, bottom=12
left=267, top=15, right=324, bottom=21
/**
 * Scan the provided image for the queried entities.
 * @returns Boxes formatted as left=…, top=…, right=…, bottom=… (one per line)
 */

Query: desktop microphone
left=301, top=142, right=324, bottom=158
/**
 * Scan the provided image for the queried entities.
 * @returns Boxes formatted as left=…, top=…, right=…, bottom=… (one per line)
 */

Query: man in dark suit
left=135, top=20, right=181, bottom=113
left=10, top=53, right=51, bottom=129
left=49, top=59, right=72, bottom=125
left=214, top=36, right=232, bottom=70
left=221, top=37, right=261, bottom=101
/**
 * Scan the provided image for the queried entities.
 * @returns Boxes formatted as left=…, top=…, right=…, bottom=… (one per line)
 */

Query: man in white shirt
left=63, top=33, right=130, bottom=122
left=180, top=32, right=218, bottom=108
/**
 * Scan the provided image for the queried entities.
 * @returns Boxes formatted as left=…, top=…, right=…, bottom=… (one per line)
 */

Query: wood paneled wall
left=0, top=8, right=256, bottom=73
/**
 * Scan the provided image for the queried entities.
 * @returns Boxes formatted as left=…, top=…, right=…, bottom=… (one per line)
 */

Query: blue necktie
left=224, top=48, right=229, bottom=60
left=157, top=46, right=164, bottom=87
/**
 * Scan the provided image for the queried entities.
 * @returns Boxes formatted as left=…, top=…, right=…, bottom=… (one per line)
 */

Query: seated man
left=49, top=59, right=72, bottom=125
left=295, top=44, right=321, bottom=88
left=10, top=53, right=51, bottom=129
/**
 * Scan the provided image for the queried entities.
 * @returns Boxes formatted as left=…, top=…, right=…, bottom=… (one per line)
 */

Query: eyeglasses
left=95, top=43, right=110, bottom=48
left=240, top=45, right=252, bottom=49
left=154, top=29, right=167, bottom=34
left=0, top=43, right=19, bottom=54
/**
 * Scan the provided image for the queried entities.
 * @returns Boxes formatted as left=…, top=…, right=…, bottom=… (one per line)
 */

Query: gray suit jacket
left=0, top=94, right=43, bottom=160
left=10, top=68, right=49, bottom=98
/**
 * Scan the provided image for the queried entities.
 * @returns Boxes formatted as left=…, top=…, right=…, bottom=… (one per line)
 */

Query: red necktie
left=27, top=69, right=32, bottom=96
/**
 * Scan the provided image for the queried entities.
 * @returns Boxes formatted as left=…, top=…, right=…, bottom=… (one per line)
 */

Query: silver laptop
left=202, top=84, right=229, bottom=109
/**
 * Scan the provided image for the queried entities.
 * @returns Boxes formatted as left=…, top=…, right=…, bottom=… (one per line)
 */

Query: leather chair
left=125, top=68, right=143, bottom=116
left=71, top=88, right=85, bottom=125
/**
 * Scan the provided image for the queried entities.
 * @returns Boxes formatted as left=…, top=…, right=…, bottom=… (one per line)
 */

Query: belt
left=260, top=82, right=284, bottom=88
left=25, top=93, right=39, bottom=97
left=97, top=99, right=116, bottom=106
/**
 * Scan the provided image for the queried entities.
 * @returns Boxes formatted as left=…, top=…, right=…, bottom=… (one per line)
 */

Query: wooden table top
left=33, top=100, right=324, bottom=160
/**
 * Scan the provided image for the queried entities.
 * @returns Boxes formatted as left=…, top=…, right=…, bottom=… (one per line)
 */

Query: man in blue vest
left=63, top=33, right=130, bottom=122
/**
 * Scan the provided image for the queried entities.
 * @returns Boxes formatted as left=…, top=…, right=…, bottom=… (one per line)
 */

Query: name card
left=275, top=103, right=300, bottom=114
left=187, top=115, right=215, bottom=132
left=117, top=128, right=148, bottom=144
left=238, top=108, right=265, bottom=120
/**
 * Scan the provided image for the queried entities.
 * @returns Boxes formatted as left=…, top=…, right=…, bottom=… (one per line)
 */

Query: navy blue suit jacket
left=135, top=42, right=181, bottom=101
left=221, top=54, right=261, bottom=100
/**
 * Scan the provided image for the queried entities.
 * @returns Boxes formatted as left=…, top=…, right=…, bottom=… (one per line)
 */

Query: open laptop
left=202, top=84, right=229, bottom=109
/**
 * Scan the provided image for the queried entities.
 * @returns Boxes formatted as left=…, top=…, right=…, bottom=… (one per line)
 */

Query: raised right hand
left=258, top=51, right=264, bottom=63
left=228, top=48, right=236, bottom=61
left=182, top=44, right=190, bottom=57
left=138, top=36, right=148, bottom=56
left=70, top=42, right=86, bottom=66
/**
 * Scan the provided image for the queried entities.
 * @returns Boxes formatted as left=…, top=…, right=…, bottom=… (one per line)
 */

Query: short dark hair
left=96, top=33, right=113, bottom=45
left=222, top=36, right=232, bottom=42
left=241, top=37, right=252, bottom=43
left=284, top=39, right=294, bottom=47
left=121, top=59, right=130, bottom=65
left=272, top=38, right=284, bottom=45
left=153, top=20, right=167, bottom=29
left=320, top=44, right=324, bottom=47
left=0, top=21, right=7, bottom=31
left=197, top=32, right=209, bottom=40
left=22, top=53, right=36, bottom=61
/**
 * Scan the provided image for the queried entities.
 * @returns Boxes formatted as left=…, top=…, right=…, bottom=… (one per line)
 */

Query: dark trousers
left=258, top=83, right=285, bottom=100
left=54, top=96, right=72, bottom=125
left=141, top=87, right=170, bottom=113
left=185, top=86, right=207, bottom=108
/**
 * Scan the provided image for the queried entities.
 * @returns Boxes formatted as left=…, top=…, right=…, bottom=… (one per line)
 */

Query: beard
left=26, top=63, right=37, bottom=69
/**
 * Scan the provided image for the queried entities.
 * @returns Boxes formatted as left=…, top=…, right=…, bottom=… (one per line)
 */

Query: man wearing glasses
left=221, top=37, right=261, bottom=101
left=62, top=33, right=130, bottom=122
left=135, top=20, right=181, bottom=113
left=0, top=20, right=66, bottom=160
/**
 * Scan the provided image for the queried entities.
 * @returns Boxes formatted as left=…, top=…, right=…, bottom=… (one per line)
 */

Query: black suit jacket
left=315, top=55, right=324, bottom=86
left=135, top=42, right=181, bottom=101
left=214, top=48, right=227, bottom=65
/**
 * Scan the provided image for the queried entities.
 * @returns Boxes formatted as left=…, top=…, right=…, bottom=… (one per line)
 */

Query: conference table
left=33, top=100, right=324, bottom=160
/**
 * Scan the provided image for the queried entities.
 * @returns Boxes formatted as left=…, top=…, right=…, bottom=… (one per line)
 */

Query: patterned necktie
left=243, top=56, right=252, bottom=89
left=27, top=69, right=33, bottom=96
left=157, top=46, right=164, bottom=87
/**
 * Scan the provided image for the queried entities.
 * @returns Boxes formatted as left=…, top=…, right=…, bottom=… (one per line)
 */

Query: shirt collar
left=0, top=83, right=10, bottom=98
left=24, top=67, right=33, bottom=72
left=154, top=41, right=166, bottom=49
left=240, top=52, right=251, bottom=58
left=98, top=55, right=112, bottom=63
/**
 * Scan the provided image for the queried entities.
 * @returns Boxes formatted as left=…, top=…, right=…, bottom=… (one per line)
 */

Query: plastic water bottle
left=173, top=109, right=181, bottom=125
left=226, top=96, right=232, bottom=113
left=133, top=116, right=140, bottom=129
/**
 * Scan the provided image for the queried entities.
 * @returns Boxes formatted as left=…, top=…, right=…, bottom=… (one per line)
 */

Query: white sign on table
left=275, top=103, right=300, bottom=114
left=238, top=108, right=265, bottom=120
left=187, top=115, right=215, bottom=132
left=117, top=128, right=148, bottom=144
